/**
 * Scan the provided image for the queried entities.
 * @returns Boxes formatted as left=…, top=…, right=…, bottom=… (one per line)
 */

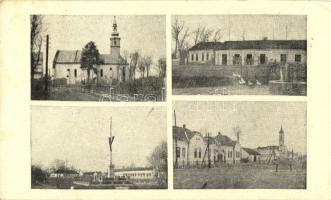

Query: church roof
left=53, top=50, right=127, bottom=65
left=189, top=40, right=307, bottom=51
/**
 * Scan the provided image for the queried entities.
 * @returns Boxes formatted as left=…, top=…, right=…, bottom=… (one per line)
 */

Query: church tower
left=279, top=125, right=284, bottom=147
left=110, top=16, right=121, bottom=59
left=279, top=125, right=287, bottom=158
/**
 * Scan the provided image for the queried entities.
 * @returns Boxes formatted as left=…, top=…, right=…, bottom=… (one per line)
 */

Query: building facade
left=53, top=17, right=129, bottom=85
left=188, top=40, right=307, bottom=66
left=114, top=168, right=155, bottom=180
left=173, top=125, right=241, bottom=167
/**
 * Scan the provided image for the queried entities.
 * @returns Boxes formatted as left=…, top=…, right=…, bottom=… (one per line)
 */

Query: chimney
left=183, top=124, right=186, bottom=129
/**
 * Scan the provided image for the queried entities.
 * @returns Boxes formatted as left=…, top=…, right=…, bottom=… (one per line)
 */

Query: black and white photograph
left=173, top=101, right=306, bottom=189
left=31, top=106, right=167, bottom=189
left=172, top=15, right=307, bottom=95
left=31, top=15, right=166, bottom=101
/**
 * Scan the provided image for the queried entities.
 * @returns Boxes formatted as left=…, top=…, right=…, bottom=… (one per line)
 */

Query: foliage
left=31, top=165, right=47, bottom=186
left=81, top=41, right=101, bottom=83
left=147, top=141, right=168, bottom=188
left=129, top=51, right=140, bottom=80
left=172, top=76, right=233, bottom=88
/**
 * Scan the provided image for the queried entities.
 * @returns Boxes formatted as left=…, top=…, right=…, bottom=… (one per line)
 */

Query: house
left=214, top=132, right=241, bottom=164
left=49, top=169, right=79, bottom=178
left=53, top=17, right=129, bottom=85
left=242, top=147, right=260, bottom=162
left=173, top=125, right=241, bottom=167
left=188, top=40, right=306, bottom=66
left=114, top=167, right=155, bottom=180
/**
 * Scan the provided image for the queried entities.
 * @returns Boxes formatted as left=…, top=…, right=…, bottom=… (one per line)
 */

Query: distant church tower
left=110, top=16, right=121, bottom=59
left=279, top=125, right=284, bottom=147
left=279, top=125, right=287, bottom=158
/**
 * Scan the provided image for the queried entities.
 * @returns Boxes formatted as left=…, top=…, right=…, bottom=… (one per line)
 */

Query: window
left=176, top=147, right=180, bottom=158
left=191, top=54, right=194, bottom=61
left=198, top=148, right=202, bottom=158
left=280, top=54, right=287, bottom=64
left=122, top=68, right=126, bottom=81
left=182, top=148, right=186, bottom=158
left=260, top=54, right=266, bottom=64
left=114, top=40, right=116, bottom=45
left=110, top=67, right=112, bottom=71
left=228, top=151, right=233, bottom=158
left=74, top=69, right=77, bottom=78
left=196, top=54, right=198, bottom=61
left=202, top=53, right=204, bottom=61
left=233, top=54, right=241, bottom=65
left=295, top=54, right=301, bottom=62
left=206, top=53, right=209, bottom=60
left=222, top=54, right=227, bottom=65
left=246, top=54, right=253, bottom=65
left=67, top=69, right=70, bottom=78
left=194, top=148, right=197, bottom=158
left=100, top=69, right=103, bottom=77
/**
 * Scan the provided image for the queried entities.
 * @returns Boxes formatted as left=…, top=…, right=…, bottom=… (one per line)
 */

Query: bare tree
left=30, top=15, right=43, bottom=84
left=199, top=27, right=213, bottom=43
left=147, top=141, right=167, bottom=188
left=129, top=51, right=139, bottom=80
left=178, top=28, right=190, bottom=64
left=138, top=58, right=145, bottom=78
left=191, top=25, right=203, bottom=45
left=212, top=28, right=223, bottom=42
left=158, top=58, right=166, bottom=78
left=144, top=56, right=153, bottom=78
left=233, top=126, right=242, bottom=143
left=172, top=17, right=184, bottom=59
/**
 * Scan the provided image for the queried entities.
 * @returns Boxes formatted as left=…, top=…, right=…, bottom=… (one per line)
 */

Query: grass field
left=174, top=164, right=306, bottom=189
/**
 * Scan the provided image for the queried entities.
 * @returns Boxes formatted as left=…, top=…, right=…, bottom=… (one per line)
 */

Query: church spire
left=112, top=16, right=117, bottom=32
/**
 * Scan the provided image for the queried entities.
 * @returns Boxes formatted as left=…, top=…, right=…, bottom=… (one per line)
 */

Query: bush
left=172, top=76, right=233, bottom=88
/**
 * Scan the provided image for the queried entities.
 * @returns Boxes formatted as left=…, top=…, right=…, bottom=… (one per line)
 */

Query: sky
left=40, top=15, right=166, bottom=76
left=173, top=101, right=306, bottom=154
left=31, top=106, right=167, bottom=172
left=172, top=15, right=307, bottom=50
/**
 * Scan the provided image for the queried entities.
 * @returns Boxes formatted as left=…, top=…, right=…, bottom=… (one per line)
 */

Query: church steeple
left=279, top=125, right=285, bottom=147
left=110, top=16, right=120, bottom=59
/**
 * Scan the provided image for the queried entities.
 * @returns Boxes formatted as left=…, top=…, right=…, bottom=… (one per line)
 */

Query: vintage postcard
left=172, top=15, right=307, bottom=96
left=31, top=106, right=167, bottom=189
left=31, top=15, right=166, bottom=101
left=173, top=101, right=306, bottom=189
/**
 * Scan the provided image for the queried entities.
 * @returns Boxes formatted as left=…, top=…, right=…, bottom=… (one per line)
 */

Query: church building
left=53, top=17, right=129, bottom=85
left=257, top=125, right=288, bottom=163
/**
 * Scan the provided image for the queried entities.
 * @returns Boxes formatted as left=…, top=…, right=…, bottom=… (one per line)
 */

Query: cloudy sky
left=172, top=15, right=306, bottom=50
left=173, top=101, right=306, bottom=154
left=31, top=106, right=166, bottom=171
left=40, top=15, right=166, bottom=76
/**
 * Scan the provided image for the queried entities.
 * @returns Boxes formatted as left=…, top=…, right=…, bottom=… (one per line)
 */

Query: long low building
left=188, top=40, right=307, bottom=66
left=114, top=167, right=155, bottom=180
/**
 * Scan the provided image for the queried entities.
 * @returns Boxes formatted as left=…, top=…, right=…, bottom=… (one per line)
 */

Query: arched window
left=74, top=69, right=77, bottom=78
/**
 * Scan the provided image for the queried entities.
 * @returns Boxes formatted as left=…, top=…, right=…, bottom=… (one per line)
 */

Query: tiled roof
left=243, top=147, right=260, bottom=155
left=114, top=167, right=153, bottom=172
left=257, top=145, right=279, bottom=150
left=189, top=40, right=307, bottom=51
left=53, top=50, right=127, bottom=65
left=173, top=126, right=196, bottom=141
left=214, top=133, right=237, bottom=147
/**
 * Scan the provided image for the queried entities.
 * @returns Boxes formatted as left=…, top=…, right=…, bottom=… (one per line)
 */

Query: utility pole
left=174, top=110, right=178, bottom=168
left=108, top=117, right=115, bottom=178
left=207, top=133, right=211, bottom=168
left=45, top=34, right=49, bottom=96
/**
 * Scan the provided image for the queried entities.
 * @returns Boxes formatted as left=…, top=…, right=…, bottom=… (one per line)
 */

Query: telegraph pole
left=108, top=117, right=115, bottom=178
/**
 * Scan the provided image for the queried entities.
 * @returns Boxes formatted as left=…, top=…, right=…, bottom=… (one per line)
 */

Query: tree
left=172, top=17, right=184, bottom=59
left=158, top=58, right=166, bottom=78
left=212, top=28, right=223, bottom=42
left=147, top=141, right=167, bottom=188
left=233, top=126, right=242, bottom=143
left=138, top=58, right=146, bottom=78
left=177, top=28, right=190, bottom=65
left=81, top=41, right=100, bottom=84
left=129, top=51, right=139, bottom=80
left=31, top=165, right=47, bottom=186
left=30, top=15, right=43, bottom=85
left=144, top=56, right=153, bottom=78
